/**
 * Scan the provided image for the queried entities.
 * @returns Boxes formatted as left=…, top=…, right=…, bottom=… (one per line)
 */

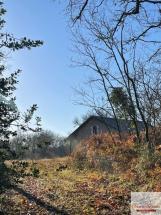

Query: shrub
left=72, top=133, right=137, bottom=171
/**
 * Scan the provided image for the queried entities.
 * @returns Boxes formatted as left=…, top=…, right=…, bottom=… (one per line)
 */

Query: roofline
left=66, top=116, right=96, bottom=139
left=66, top=115, right=145, bottom=139
left=66, top=115, right=119, bottom=139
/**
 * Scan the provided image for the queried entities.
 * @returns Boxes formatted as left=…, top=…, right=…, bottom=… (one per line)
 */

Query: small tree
left=0, top=1, right=43, bottom=193
left=110, top=87, right=142, bottom=141
left=110, top=87, right=132, bottom=119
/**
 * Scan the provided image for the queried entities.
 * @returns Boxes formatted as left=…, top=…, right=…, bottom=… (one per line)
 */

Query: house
left=67, top=116, right=144, bottom=151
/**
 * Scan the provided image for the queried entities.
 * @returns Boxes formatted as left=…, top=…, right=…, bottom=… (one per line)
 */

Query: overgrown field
left=1, top=134, right=161, bottom=214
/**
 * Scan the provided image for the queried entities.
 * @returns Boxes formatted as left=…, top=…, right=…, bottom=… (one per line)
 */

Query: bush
left=72, top=133, right=137, bottom=172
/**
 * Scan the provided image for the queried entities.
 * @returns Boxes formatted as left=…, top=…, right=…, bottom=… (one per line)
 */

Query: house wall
left=68, top=118, right=109, bottom=150
left=67, top=117, right=145, bottom=152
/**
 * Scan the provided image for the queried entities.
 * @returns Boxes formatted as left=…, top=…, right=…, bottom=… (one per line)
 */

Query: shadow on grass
left=13, top=186, right=69, bottom=215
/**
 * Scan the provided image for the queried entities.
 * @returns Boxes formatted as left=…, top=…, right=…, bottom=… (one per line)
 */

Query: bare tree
left=65, top=0, right=161, bottom=155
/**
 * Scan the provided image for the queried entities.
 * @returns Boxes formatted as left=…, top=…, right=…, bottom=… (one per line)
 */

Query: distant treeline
left=10, top=130, right=70, bottom=159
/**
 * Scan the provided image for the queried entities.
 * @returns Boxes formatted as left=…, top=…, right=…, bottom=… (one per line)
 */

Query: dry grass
left=1, top=133, right=161, bottom=214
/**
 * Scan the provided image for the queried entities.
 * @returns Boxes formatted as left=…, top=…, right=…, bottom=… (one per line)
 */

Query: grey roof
left=68, top=115, right=144, bottom=138
left=96, top=116, right=144, bottom=131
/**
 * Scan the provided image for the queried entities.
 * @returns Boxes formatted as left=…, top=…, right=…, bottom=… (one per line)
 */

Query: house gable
left=66, top=116, right=144, bottom=150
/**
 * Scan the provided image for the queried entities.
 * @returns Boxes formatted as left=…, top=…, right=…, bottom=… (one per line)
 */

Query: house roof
left=67, top=115, right=144, bottom=139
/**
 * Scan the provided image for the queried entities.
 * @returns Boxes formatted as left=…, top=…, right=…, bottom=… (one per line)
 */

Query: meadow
left=1, top=134, right=161, bottom=215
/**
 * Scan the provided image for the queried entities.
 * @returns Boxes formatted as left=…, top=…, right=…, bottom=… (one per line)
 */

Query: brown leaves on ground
left=1, top=133, right=161, bottom=214
left=1, top=157, right=161, bottom=214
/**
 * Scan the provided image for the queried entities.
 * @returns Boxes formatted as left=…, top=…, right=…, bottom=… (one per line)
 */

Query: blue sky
left=4, top=0, right=89, bottom=136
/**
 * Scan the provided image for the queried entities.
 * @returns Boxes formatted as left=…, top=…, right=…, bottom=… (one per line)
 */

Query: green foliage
left=110, top=87, right=134, bottom=119
left=0, top=160, right=30, bottom=193
left=0, top=0, right=43, bottom=193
